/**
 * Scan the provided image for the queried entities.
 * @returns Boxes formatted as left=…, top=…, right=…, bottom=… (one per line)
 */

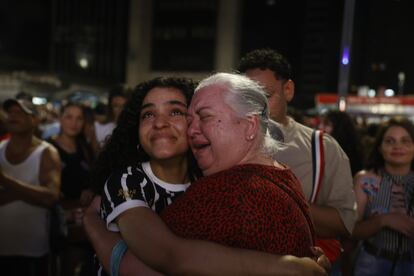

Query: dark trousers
left=0, top=255, right=49, bottom=276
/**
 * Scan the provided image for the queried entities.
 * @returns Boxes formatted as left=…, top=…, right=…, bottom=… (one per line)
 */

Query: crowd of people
left=0, top=48, right=413, bottom=276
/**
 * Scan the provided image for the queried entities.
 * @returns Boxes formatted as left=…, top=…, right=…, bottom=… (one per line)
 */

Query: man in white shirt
left=0, top=98, right=61, bottom=276
left=238, top=49, right=357, bottom=264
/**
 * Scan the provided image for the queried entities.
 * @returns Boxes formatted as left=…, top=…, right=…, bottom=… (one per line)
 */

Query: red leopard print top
left=160, top=163, right=315, bottom=257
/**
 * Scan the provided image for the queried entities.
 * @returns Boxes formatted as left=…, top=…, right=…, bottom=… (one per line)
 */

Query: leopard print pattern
left=161, top=164, right=315, bottom=257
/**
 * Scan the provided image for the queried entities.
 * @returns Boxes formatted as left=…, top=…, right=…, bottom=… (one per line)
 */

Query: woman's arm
left=118, top=207, right=328, bottom=276
left=352, top=171, right=382, bottom=239
left=354, top=212, right=414, bottom=239
left=0, top=147, right=61, bottom=208
left=85, top=196, right=328, bottom=276
left=352, top=171, right=414, bottom=239
left=83, top=197, right=162, bottom=276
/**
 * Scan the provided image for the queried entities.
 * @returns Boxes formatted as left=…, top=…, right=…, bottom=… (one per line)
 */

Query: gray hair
left=195, top=72, right=279, bottom=155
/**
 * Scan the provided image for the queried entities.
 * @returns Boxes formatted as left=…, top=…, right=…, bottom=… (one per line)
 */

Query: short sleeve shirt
left=160, top=164, right=315, bottom=257
left=275, top=117, right=357, bottom=233
left=100, top=161, right=190, bottom=231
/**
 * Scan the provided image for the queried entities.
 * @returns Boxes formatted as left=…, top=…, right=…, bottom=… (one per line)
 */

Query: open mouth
left=151, top=133, right=175, bottom=142
left=193, top=143, right=209, bottom=150
left=191, top=140, right=210, bottom=152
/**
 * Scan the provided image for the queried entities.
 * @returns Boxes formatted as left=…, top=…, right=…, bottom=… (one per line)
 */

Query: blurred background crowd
left=0, top=0, right=413, bottom=275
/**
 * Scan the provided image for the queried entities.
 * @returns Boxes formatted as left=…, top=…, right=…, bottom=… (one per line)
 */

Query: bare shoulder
left=354, top=170, right=380, bottom=185
left=41, top=142, right=61, bottom=166
left=37, top=141, right=61, bottom=190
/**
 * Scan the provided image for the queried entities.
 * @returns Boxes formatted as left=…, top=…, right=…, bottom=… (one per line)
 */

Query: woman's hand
left=382, top=212, right=414, bottom=238
left=80, top=188, right=95, bottom=207
left=311, top=246, right=331, bottom=274
left=284, top=254, right=329, bottom=276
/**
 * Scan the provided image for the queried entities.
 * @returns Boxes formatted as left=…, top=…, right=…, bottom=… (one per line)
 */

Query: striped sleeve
left=101, top=166, right=151, bottom=231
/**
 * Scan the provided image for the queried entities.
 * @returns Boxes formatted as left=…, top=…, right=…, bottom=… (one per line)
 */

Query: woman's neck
left=56, top=133, right=77, bottom=152
left=149, top=157, right=190, bottom=184
left=384, top=163, right=412, bottom=176
left=241, top=152, right=278, bottom=169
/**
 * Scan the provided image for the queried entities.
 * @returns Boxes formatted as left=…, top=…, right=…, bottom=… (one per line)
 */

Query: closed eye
left=200, top=115, right=209, bottom=121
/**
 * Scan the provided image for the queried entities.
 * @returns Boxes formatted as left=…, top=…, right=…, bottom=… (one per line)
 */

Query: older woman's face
left=380, top=126, right=414, bottom=167
left=187, top=85, right=251, bottom=176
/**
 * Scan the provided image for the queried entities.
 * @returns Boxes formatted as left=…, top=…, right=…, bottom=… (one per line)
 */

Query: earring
left=248, top=135, right=254, bottom=140
left=136, top=144, right=140, bottom=151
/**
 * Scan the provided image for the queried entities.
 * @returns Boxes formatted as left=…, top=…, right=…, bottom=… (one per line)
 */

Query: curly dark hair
left=90, top=77, right=200, bottom=193
left=237, top=48, right=292, bottom=81
left=366, top=116, right=414, bottom=173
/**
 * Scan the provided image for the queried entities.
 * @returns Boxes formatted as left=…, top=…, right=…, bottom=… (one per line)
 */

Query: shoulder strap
left=310, top=130, right=325, bottom=203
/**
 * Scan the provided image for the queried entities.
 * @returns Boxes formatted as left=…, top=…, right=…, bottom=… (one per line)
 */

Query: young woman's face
left=139, top=87, right=189, bottom=161
left=380, top=126, right=414, bottom=167
left=60, top=105, right=84, bottom=137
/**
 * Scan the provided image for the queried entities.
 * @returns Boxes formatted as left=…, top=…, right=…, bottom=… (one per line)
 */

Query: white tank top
left=0, top=140, right=51, bottom=257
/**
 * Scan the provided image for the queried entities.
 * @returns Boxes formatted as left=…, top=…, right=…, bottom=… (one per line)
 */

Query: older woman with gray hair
left=161, top=72, right=315, bottom=256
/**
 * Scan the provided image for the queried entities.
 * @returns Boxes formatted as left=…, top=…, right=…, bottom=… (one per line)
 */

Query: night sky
left=1, top=0, right=414, bottom=102
left=0, top=0, right=51, bottom=70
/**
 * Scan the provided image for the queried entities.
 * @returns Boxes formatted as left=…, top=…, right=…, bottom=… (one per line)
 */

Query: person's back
left=161, top=163, right=314, bottom=257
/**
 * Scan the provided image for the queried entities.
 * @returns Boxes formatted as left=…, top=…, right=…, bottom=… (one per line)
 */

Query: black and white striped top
left=101, top=161, right=190, bottom=231
left=95, top=162, right=190, bottom=275
left=364, top=170, right=414, bottom=253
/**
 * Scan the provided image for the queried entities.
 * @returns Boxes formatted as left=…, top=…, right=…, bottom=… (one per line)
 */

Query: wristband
left=110, top=239, right=128, bottom=276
